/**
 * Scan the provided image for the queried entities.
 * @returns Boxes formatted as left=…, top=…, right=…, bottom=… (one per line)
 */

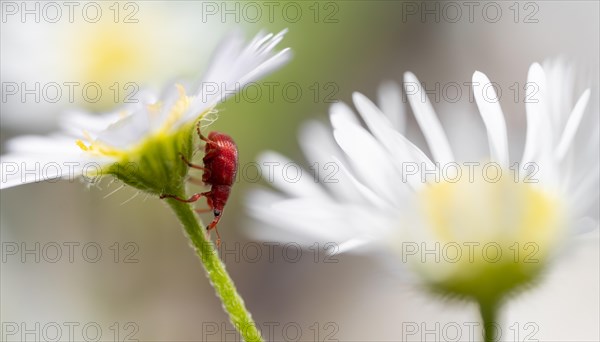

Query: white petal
left=352, top=92, right=434, bottom=190
left=521, top=63, right=557, bottom=186
left=96, top=109, right=150, bottom=149
left=570, top=217, right=600, bottom=236
left=197, top=29, right=246, bottom=88
left=556, top=89, right=591, bottom=161
left=247, top=186, right=396, bottom=251
left=569, top=162, right=600, bottom=218
left=298, top=120, right=361, bottom=200
left=59, top=110, right=122, bottom=138
left=329, top=101, right=361, bottom=127
left=332, top=119, right=406, bottom=206
left=353, top=91, right=399, bottom=152
left=248, top=197, right=359, bottom=243
left=245, top=190, right=329, bottom=245
left=377, top=81, right=405, bottom=133
left=6, top=135, right=79, bottom=154
left=257, top=151, right=328, bottom=199
left=250, top=31, right=274, bottom=52
left=522, top=63, right=551, bottom=164
left=238, top=48, right=292, bottom=86
left=1, top=132, right=116, bottom=189
left=156, top=82, right=199, bottom=133
left=472, top=71, right=509, bottom=167
left=542, top=58, right=575, bottom=131
left=187, top=29, right=291, bottom=122
left=403, top=72, right=454, bottom=164
left=334, top=238, right=371, bottom=255
left=59, top=87, right=159, bottom=138
left=0, top=153, right=107, bottom=190
left=332, top=155, right=389, bottom=208
left=269, top=199, right=359, bottom=239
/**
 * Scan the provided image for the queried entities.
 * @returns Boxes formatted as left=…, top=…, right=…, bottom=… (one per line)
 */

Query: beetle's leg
left=197, top=121, right=210, bottom=142
left=207, top=226, right=222, bottom=248
left=207, top=216, right=223, bottom=248
left=159, top=191, right=209, bottom=203
left=188, top=177, right=207, bottom=187
left=195, top=196, right=214, bottom=214
left=214, top=228, right=222, bottom=248
left=179, top=153, right=208, bottom=171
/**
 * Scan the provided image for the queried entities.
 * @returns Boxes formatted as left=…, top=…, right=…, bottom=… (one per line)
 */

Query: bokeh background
left=1, top=1, right=598, bottom=341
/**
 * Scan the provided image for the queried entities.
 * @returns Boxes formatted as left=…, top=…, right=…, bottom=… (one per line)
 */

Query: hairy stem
left=167, top=199, right=263, bottom=342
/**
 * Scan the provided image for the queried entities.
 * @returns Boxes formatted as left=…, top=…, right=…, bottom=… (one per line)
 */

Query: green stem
left=167, top=199, right=263, bottom=342
left=478, top=300, right=499, bottom=342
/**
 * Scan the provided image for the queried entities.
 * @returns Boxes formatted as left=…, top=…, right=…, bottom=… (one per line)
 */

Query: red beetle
left=161, top=123, right=238, bottom=246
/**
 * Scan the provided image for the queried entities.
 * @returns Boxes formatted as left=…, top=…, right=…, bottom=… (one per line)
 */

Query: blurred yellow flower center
left=80, top=25, right=145, bottom=89
left=420, top=171, right=562, bottom=245
left=74, top=22, right=157, bottom=111
left=407, top=166, right=564, bottom=301
left=86, top=29, right=138, bottom=77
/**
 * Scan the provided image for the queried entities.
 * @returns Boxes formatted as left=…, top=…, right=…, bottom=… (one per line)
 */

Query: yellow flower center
left=404, top=165, right=565, bottom=300
left=420, top=171, right=562, bottom=246
left=76, top=23, right=149, bottom=110
left=82, top=26, right=142, bottom=82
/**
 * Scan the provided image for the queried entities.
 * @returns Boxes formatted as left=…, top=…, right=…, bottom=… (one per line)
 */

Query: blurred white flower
left=0, top=29, right=291, bottom=192
left=247, top=61, right=598, bottom=301
left=0, top=2, right=231, bottom=130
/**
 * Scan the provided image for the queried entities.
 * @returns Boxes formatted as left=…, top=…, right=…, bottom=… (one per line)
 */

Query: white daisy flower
left=0, top=29, right=291, bottom=195
left=246, top=61, right=597, bottom=310
left=1, top=2, right=231, bottom=130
